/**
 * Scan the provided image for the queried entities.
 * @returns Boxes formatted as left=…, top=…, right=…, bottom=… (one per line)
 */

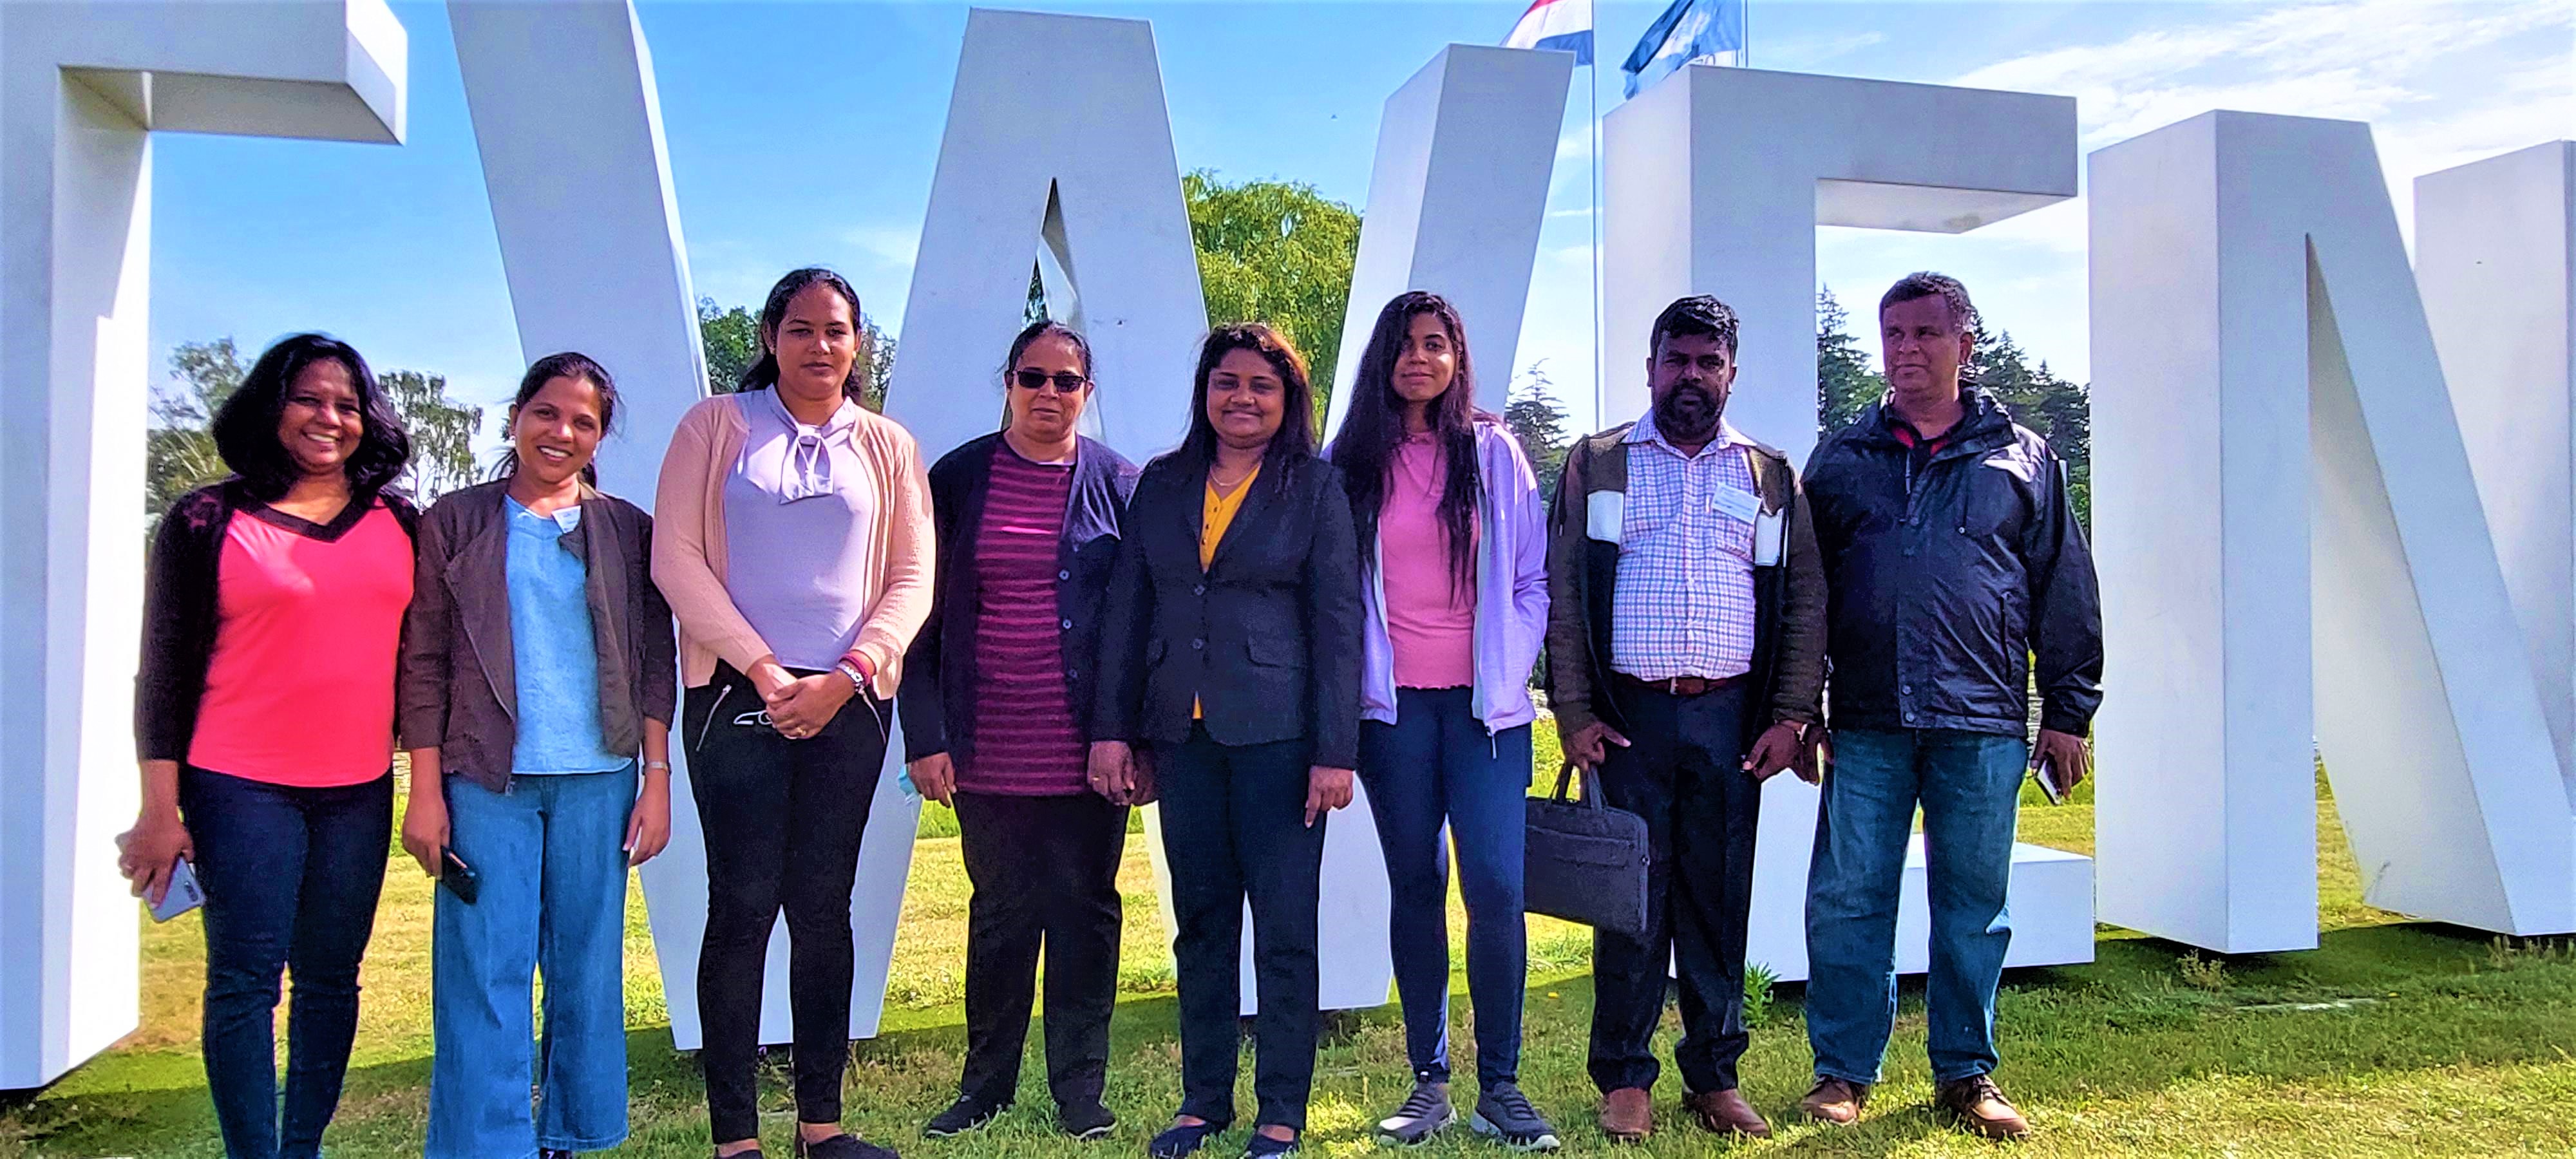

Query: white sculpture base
left=1742, top=839, right=2094, bottom=984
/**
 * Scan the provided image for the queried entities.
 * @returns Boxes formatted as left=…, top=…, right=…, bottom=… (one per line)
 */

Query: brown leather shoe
left=1934, top=1074, right=2031, bottom=1140
left=1799, top=1076, right=1870, bottom=1125
left=1682, top=1088, right=1772, bottom=1138
left=1597, top=1087, right=1653, bottom=1143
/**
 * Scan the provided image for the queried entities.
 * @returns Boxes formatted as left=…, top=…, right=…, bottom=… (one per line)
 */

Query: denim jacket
left=1343, top=420, right=1551, bottom=733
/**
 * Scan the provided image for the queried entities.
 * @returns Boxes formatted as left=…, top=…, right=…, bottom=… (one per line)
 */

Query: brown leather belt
left=1613, top=673, right=1744, bottom=697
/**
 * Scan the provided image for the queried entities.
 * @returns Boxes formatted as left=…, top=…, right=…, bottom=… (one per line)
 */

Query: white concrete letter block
left=2092, top=115, right=2576, bottom=952
left=2421, top=142, right=2576, bottom=815
left=450, top=0, right=913, bottom=1051
left=891, top=8, right=1208, bottom=460
left=0, top=0, right=406, bottom=1087
left=1601, top=64, right=2091, bottom=981
left=1323, top=44, right=1572, bottom=434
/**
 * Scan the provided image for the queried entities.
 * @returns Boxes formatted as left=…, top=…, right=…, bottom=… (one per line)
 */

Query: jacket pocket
left=1245, top=637, right=1305, bottom=669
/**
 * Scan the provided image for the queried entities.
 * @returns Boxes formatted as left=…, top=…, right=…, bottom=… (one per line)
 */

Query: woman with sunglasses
left=899, top=320, right=1139, bottom=1143
left=653, top=267, right=933, bottom=1159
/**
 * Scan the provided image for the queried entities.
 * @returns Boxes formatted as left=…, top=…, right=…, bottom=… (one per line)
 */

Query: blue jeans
left=1804, top=728, right=2026, bottom=1085
left=180, top=767, right=392, bottom=1159
left=1357, top=687, right=1531, bottom=1088
left=427, top=766, right=638, bottom=1158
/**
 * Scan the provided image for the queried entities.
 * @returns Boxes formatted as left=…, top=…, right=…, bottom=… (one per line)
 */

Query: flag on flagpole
left=1620, top=0, right=1744, bottom=98
left=1503, top=0, right=1595, bottom=66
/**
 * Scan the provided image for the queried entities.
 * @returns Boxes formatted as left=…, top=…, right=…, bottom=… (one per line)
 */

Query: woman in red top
left=119, top=334, right=417, bottom=1159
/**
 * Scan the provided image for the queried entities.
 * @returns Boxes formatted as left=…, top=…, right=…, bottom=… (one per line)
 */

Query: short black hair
left=209, top=333, right=411, bottom=502
left=1649, top=295, right=1739, bottom=358
left=1879, top=271, right=1981, bottom=336
left=1001, top=319, right=1094, bottom=385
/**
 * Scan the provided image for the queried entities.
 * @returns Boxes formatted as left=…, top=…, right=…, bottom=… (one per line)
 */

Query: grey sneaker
left=1375, top=1079, right=1456, bottom=1145
left=1470, top=1082, right=1561, bottom=1152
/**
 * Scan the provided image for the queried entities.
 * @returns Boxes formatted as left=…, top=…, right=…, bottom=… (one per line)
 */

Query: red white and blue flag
left=1503, top=0, right=1594, bottom=65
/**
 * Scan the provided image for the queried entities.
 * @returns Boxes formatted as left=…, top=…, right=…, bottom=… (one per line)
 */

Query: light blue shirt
left=505, top=498, right=628, bottom=775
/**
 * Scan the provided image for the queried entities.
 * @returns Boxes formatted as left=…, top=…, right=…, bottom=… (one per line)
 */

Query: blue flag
left=1620, top=0, right=1744, bottom=98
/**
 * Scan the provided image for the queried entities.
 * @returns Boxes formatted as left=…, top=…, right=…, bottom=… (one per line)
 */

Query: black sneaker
left=1470, top=1082, right=1561, bottom=1152
left=922, top=1095, right=1007, bottom=1138
left=1058, top=1100, right=1117, bottom=1141
left=1376, top=1079, right=1455, bottom=1145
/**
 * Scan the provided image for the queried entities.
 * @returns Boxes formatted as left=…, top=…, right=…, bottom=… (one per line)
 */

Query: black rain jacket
left=1802, top=391, right=2103, bottom=737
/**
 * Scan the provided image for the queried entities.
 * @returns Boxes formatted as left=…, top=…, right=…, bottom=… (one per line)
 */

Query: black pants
left=1155, top=723, right=1325, bottom=1131
left=1587, top=681, right=1761, bottom=1095
left=687, top=663, right=889, bottom=1144
left=954, top=790, right=1128, bottom=1109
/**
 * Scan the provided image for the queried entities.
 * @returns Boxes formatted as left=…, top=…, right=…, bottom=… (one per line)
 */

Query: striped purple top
left=961, top=442, right=1086, bottom=795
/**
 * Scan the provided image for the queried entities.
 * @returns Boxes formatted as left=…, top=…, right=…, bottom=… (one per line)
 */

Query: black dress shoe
left=1148, top=1119, right=1226, bottom=1158
left=795, top=1132, right=900, bottom=1159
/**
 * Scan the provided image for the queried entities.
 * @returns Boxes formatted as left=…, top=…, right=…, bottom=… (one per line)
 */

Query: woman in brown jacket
left=397, top=352, right=675, bottom=1159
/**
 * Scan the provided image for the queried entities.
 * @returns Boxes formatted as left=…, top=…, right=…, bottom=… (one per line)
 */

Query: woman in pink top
left=1323, top=292, right=1555, bottom=1150
left=118, top=334, right=418, bottom=1159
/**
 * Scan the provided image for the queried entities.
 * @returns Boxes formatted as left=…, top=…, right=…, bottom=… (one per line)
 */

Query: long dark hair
left=1178, top=323, right=1317, bottom=470
left=496, top=352, right=619, bottom=485
left=1327, top=292, right=1482, bottom=594
left=739, top=267, right=869, bottom=400
left=210, top=333, right=411, bottom=503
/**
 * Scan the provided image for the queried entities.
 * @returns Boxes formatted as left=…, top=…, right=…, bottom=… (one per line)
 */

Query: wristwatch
left=835, top=657, right=868, bottom=690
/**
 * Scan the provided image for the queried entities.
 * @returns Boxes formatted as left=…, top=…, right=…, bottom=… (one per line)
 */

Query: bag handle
left=1550, top=762, right=1606, bottom=810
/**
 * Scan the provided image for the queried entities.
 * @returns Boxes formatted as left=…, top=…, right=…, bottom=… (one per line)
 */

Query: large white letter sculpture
left=1325, top=44, right=1571, bottom=422
left=899, top=8, right=1400, bottom=1014
left=2092, top=115, right=2576, bottom=953
left=446, top=0, right=891, bottom=1050
left=0, top=0, right=406, bottom=1087
left=1601, top=65, right=2094, bottom=980
left=2422, top=142, right=2576, bottom=815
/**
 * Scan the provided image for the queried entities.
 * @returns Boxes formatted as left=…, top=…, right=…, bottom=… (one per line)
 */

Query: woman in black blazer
left=1091, top=323, right=1363, bottom=1159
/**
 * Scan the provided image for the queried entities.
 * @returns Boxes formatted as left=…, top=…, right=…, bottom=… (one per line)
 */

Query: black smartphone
left=440, top=847, right=481, bottom=905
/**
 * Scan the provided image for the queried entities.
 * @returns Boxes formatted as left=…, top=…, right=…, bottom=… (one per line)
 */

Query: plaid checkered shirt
left=1609, top=410, right=1760, bottom=682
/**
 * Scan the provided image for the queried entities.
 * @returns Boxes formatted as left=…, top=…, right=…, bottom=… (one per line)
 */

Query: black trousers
left=1155, top=723, right=1326, bottom=1131
left=953, top=790, right=1128, bottom=1110
left=687, top=663, right=889, bottom=1144
left=1587, top=681, right=1762, bottom=1095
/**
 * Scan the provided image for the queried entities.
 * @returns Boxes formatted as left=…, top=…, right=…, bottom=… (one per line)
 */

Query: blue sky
left=147, top=0, right=2571, bottom=438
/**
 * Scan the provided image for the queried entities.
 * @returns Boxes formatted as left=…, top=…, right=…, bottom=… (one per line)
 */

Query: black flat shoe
left=1148, top=1119, right=1227, bottom=1158
left=1059, top=1100, right=1117, bottom=1140
left=923, top=1095, right=1007, bottom=1137
left=795, top=1133, right=899, bottom=1159
left=1243, top=1128, right=1299, bottom=1157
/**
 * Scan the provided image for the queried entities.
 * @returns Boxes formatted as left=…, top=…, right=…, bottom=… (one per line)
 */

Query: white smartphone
left=150, top=857, right=205, bottom=922
left=2034, top=757, right=2067, bottom=806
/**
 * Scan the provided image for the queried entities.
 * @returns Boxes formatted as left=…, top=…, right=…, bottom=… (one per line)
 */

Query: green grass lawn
left=9, top=726, right=2575, bottom=1157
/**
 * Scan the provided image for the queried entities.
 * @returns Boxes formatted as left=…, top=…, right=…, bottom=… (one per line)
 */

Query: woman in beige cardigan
left=652, top=267, right=933, bottom=1159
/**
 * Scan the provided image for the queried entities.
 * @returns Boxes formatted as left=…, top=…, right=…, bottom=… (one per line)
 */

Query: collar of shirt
left=1625, top=406, right=1753, bottom=459
left=761, top=382, right=860, bottom=440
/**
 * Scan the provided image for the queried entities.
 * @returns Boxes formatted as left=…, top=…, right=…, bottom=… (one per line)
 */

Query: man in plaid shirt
left=1543, top=296, right=1828, bottom=1144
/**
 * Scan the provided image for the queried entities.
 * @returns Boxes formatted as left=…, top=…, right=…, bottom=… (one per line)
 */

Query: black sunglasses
left=1012, top=369, right=1090, bottom=394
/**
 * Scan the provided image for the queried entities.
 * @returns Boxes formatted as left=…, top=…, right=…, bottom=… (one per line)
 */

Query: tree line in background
left=145, top=185, right=2086, bottom=532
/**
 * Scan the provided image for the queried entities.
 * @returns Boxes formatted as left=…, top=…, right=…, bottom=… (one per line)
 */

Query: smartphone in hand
left=2034, top=758, right=2067, bottom=806
left=152, top=858, right=206, bottom=921
left=439, top=847, right=482, bottom=905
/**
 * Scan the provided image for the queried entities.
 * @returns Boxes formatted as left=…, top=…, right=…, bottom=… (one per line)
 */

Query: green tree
left=1185, top=170, right=1360, bottom=418
left=1817, top=286, right=1884, bottom=437
left=146, top=339, right=246, bottom=519
left=698, top=297, right=896, bottom=412
left=378, top=370, right=483, bottom=501
left=1504, top=363, right=1573, bottom=489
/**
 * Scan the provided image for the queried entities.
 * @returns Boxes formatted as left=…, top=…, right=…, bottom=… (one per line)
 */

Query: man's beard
left=1656, top=381, right=1722, bottom=442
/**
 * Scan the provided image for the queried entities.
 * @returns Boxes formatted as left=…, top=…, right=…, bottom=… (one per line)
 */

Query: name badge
left=1713, top=485, right=1762, bottom=524
left=1753, top=509, right=1784, bottom=565
left=1587, top=491, right=1624, bottom=543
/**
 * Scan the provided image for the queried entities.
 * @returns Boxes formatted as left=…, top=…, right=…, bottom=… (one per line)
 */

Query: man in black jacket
left=1795, top=273, right=2101, bottom=1140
